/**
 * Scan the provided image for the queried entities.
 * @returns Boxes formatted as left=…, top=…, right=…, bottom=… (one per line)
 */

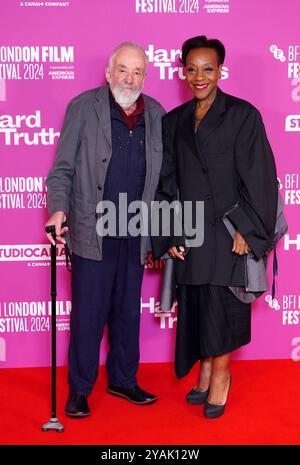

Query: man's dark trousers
left=68, top=236, right=144, bottom=395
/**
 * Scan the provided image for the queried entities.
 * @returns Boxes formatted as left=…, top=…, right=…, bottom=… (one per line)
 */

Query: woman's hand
left=168, top=245, right=186, bottom=260
left=232, top=230, right=251, bottom=255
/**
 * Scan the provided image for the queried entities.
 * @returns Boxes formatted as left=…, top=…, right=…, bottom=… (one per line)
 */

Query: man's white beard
left=109, top=82, right=142, bottom=109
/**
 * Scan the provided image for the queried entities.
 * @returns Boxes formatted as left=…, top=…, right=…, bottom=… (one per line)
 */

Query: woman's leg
left=194, top=356, right=212, bottom=392
left=207, top=352, right=231, bottom=405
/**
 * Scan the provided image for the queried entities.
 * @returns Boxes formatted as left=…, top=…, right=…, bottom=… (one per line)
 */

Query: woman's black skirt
left=175, top=284, right=251, bottom=378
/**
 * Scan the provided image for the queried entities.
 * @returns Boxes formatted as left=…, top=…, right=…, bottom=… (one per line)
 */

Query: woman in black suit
left=152, top=36, right=278, bottom=418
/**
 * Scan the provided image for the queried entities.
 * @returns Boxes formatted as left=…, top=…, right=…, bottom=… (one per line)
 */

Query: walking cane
left=42, top=224, right=65, bottom=432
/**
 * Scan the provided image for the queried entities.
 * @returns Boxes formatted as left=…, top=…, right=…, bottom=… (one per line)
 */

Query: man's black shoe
left=107, top=384, right=158, bottom=405
left=64, top=392, right=90, bottom=418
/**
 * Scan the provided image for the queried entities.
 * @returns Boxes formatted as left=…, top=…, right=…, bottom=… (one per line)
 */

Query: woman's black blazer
left=152, top=87, right=278, bottom=286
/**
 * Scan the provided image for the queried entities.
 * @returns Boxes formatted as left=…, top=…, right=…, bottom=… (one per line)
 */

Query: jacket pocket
left=69, top=193, right=96, bottom=245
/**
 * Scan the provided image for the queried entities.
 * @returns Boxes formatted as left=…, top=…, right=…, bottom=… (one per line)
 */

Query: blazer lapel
left=94, top=85, right=112, bottom=149
left=143, top=103, right=152, bottom=192
left=177, top=89, right=226, bottom=168
left=178, top=99, right=199, bottom=157
left=195, top=87, right=226, bottom=147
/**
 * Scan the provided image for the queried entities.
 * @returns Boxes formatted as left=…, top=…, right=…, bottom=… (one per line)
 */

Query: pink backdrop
left=0, top=0, right=300, bottom=368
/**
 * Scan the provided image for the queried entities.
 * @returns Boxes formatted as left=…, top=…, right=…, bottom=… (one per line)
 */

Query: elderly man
left=45, top=42, right=165, bottom=417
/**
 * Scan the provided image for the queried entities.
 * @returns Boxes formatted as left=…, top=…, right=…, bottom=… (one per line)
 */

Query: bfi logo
left=284, top=173, right=300, bottom=205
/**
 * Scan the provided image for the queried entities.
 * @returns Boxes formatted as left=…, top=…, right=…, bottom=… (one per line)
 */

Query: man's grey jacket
left=46, top=85, right=165, bottom=264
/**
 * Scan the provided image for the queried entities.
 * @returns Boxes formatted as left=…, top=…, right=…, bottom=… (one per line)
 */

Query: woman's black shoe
left=186, top=387, right=209, bottom=405
left=204, top=372, right=232, bottom=419
left=64, top=392, right=90, bottom=418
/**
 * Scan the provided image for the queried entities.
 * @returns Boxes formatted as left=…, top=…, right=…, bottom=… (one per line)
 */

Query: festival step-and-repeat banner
left=0, top=0, right=299, bottom=368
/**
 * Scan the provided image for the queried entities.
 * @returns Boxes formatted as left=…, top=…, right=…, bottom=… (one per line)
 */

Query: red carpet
left=1, top=360, right=299, bottom=445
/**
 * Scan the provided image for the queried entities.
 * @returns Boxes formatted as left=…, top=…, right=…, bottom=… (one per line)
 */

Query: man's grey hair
left=108, top=42, right=148, bottom=69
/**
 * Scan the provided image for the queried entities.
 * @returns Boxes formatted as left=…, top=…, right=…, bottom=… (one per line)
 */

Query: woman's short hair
left=180, top=35, right=225, bottom=66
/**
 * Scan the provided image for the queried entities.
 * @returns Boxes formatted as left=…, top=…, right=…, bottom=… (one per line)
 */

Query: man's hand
left=232, top=230, right=251, bottom=255
left=168, top=245, right=186, bottom=260
left=45, top=211, right=68, bottom=245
